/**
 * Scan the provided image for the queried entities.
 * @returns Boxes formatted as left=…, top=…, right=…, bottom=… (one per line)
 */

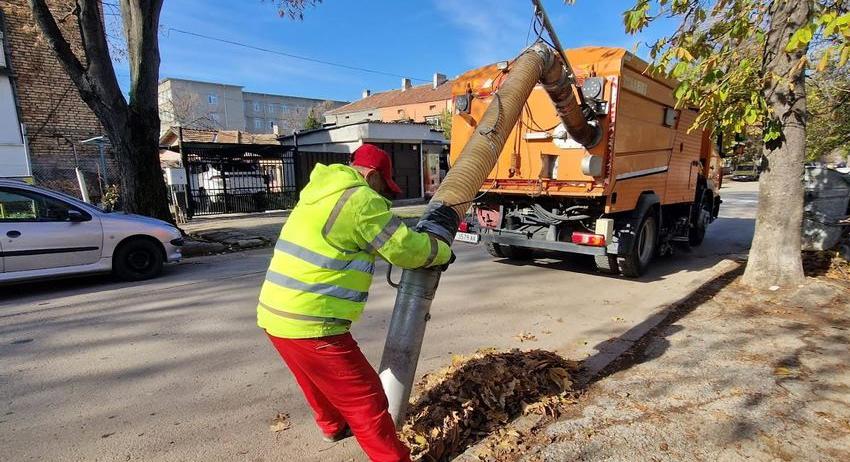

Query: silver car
left=0, top=179, right=183, bottom=284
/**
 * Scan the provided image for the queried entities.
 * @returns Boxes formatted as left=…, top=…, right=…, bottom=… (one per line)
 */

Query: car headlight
left=170, top=238, right=185, bottom=246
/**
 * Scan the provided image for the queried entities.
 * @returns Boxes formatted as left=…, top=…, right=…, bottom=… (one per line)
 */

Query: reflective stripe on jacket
left=257, top=163, right=452, bottom=339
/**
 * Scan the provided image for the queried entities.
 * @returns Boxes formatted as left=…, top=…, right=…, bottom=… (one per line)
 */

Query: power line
left=166, top=27, right=430, bottom=83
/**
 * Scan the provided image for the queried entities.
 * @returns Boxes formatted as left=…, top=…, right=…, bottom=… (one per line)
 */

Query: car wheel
left=619, top=211, right=658, bottom=278
left=113, top=238, right=164, bottom=281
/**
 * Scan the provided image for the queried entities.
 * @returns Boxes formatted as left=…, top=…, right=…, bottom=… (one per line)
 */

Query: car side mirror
left=67, top=209, right=86, bottom=222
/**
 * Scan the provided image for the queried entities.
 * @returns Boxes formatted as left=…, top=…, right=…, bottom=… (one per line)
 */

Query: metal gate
left=183, top=147, right=297, bottom=216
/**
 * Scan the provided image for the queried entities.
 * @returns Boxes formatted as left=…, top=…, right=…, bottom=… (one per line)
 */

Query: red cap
left=351, top=144, right=402, bottom=195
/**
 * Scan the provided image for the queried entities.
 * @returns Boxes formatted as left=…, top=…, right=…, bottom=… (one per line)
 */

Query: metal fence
left=30, top=146, right=300, bottom=219
left=31, top=159, right=122, bottom=207
left=182, top=147, right=298, bottom=217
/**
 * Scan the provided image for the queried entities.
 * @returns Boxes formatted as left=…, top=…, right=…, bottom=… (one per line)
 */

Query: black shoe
left=322, top=426, right=352, bottom=443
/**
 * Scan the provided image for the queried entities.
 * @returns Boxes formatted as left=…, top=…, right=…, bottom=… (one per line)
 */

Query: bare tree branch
left=27, top=0, right=90, bottom=98
left=78, top=0, right=127, bottom=114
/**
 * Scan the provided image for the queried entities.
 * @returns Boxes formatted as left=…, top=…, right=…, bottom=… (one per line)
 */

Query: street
left=0, top=181, right=757, bottom=462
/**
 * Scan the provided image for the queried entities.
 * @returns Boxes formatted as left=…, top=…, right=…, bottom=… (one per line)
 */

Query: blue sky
left=117, top=0, right=676, bottom=102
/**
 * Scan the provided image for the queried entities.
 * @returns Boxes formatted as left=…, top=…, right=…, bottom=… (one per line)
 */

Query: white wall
left=0, top=74, right=30, bottom=177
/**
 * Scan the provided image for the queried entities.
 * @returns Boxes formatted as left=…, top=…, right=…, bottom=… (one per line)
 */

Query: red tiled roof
left=326, top=81, right=453, bottom=115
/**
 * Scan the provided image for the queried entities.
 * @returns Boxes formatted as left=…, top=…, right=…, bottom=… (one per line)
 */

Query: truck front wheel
left=619, top=211, right=658, bottom=278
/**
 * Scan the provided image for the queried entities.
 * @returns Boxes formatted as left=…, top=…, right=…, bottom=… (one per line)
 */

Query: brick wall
left=2, top=1, right=117, bottom=200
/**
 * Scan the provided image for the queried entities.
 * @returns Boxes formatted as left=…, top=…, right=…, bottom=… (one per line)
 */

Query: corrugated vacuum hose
left=378, top=42, right=598, bottom=428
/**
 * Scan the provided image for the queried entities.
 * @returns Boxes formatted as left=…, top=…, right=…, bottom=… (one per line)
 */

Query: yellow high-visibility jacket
left=257, top=163, right=452, bottom=339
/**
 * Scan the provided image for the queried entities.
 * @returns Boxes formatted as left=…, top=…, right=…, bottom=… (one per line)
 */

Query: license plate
left=454, top=232, right=480, bottom=244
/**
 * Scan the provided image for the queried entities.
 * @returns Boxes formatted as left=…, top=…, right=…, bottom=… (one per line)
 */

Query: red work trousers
left=267, top=332, right=411, bottom=462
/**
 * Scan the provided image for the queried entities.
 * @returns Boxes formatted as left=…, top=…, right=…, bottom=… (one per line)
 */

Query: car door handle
left=6, top=230, right=21, bottom=238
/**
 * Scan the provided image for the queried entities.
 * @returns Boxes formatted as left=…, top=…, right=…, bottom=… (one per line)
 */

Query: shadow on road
left=490, top=216, right=753, bottom=283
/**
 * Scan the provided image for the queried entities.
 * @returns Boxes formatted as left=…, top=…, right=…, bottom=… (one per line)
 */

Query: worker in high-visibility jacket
left=258, top=144, right=453, bottom=462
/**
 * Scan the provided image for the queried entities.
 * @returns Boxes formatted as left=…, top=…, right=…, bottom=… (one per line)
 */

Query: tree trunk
left=111, top=114, right=172, bottom=221
left=741, top=0, right=812, bottom=288
left=28, top=0, right=173, bottom=223
left=117, top=0, right=170, bottom=222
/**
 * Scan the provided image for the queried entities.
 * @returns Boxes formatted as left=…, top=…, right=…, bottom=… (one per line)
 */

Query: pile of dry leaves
left=400, top=349, right=578, bottom=461
left=803, top=250, right=850, bottom=281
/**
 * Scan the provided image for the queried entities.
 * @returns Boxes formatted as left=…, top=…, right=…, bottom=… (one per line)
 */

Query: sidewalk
left=462, top=263, right=850, bottom=461
left=179, top=203, right=428, bottom=257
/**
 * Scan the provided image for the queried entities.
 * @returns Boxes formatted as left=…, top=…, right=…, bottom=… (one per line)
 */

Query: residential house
left=324, top=73, right=453, bottom=130
left=278, top=121, right=449, bottom=200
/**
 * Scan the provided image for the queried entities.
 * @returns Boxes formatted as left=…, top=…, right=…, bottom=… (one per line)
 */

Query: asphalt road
left=0, top=181, right=757, bottom=462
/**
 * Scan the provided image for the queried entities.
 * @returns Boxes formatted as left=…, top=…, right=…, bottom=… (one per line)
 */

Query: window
left=429, top=105, right=437, bottom=110
left=0, top=188, right=82, bottom=222
left=207, top=93, right=218, bottom=105
left=424, top=114, right=441, bottom=129
left=254, top=118, right=264, bottom=130
left=253, top=101, right=261, bottom=112
left=267, top=103, right=275, bottom=114
left=269, top=120, right=276, bottom=129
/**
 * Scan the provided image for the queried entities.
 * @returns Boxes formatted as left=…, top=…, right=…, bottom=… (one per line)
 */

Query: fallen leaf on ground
left=773, top=366, right=794, bottom=377
left=514, top=332, right=537, bottom=342
left=270, top=412, right=291, bottom=433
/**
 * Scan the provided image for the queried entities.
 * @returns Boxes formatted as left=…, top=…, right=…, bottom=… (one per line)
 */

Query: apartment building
left=158, top=77, right=347, bottom=134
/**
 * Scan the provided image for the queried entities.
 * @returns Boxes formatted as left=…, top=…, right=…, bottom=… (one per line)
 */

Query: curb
left=456, top=257, right=743, bottom=460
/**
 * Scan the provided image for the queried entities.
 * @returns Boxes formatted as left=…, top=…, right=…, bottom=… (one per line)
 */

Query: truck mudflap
left=481, top=232, right=608, bottom=256
left=614, top=193, right=661, bottom=256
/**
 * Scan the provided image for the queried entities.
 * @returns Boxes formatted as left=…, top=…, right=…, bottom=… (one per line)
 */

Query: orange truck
left=450, top=47, right=723, bottom=277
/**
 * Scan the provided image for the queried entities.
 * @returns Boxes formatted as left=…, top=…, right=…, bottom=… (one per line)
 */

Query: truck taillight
left=458, top=222, right=470, bottom=233
left=572, top=232, right=606, bottom=246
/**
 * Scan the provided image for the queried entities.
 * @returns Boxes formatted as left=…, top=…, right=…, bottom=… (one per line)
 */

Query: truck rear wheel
left=689, top=195, right=711, bottom=247
left=485, top=241, right=533, bottom=260
left=619, top=212, right=657, bottom=278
